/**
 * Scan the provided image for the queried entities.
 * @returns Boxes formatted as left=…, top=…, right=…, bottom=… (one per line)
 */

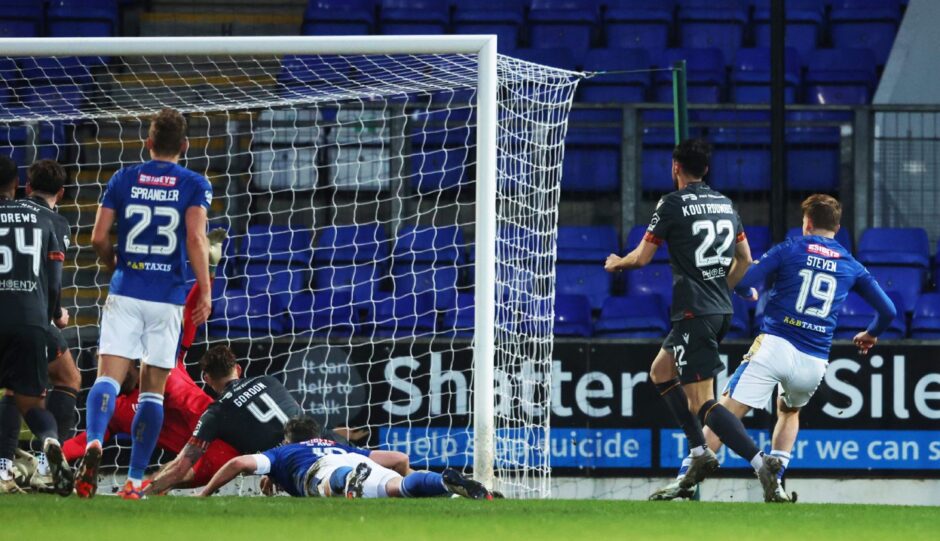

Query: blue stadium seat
left=728, top=295, right=753, bottom=339
left=313, top=263, right=383, bottom=307
left=453, top=0, right=524, bottom=53
left=528, top=0, right=598, bottom=56
left=19, top=57, right=94, bottom=85
left=625, top=262, right=673, bottom=307
left=393, top=225, right=465, bottom=264
left=857, top=227, right=930, bottom=268
left=745, top=226, right=771, bottom=260
left=287, top=290, right=358, bottom=336
left=805, top=49, right=877, bottom=105
left=869, top=266, right=924, bottom=314
left=677, top=0, right=747, bottom=62
left=834, top=292, right=877, bottom=340
left=21, top=84, right=84, bottom=116
left=911, top=293, right=940, bottom=340
left=303, top=0, right=374, bottom=36
left=626, top=225, right=669, bottom=262
left=408, top=108, right=472, bottom=193
left=391, top=264, right=459, bottom=311
left=371, top=291, right=437, bottom=338
left=594, top=295, right=669, bottom=338
left=604, top=0, right=674, bottom=50
left=513, top=47, right=582, bottom=71
left=243, top=225, right=313, bottom=266
left=563, top=102, right=621, bottom=192
left=554, top=294, right=593, bottom=337
left=786, top=111, right=844, bottom=191
left=830, top=0, right=901, bottom=66
left=314, top=224, right=391, bottom=264
left=580, top=48, right=651, bottom=103
left=731, top=48, right=801, bottom=104
left=0, top=0, right=42, bottom=38
left=557, top=226, right=619, bottom=262
left=47, top=0, right=118, bottom=38
left=753, top=0, right=825, bottom=57
left=708, top=111, right=772, bottom=192
left=209, top=290, right=286, bottom=338
left=654, top=48, right=725, bottom=103
left=786, top=226, right=854, bottom=253
left=245, top=264, right=310, bottom=313
left=379, top=0, right=449, bottom=35
left=441, top=292, right=474, bottom=337
left=883, top=291, right=909, bottom=339
left=556, top=263, right=613, bottom=310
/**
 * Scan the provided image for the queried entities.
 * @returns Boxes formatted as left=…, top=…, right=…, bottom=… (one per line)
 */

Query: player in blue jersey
left=651, top=195, right=897, bottom=503
left=200, top=416, right=493, bottom=500
left=77, top=108, right=213, bottom=500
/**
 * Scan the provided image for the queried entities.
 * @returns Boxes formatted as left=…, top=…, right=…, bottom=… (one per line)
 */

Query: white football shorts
left=98, top=293, right=183, bottom=370
left=724, top=333, right=828, bottom=410
left=313, top=453, right=401, bottom=498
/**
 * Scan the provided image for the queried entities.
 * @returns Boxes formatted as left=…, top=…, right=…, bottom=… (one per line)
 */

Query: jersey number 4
left=247, top=393, right=290, bottom=424
left=125, top=204, right=179, bottom=256
left=692, top=219, right=734, bottom=268
left=796, top=269, right=836, bottom=318
left=0, top=228, right=42, bottom=275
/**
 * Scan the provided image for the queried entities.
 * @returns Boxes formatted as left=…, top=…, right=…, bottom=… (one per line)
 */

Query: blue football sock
left=128, top=393, right=164, bottom=483
left=330, top=466, right=353, bottom=495
left=400, top=471, right=448, bottom=498
left=677, top=456, right=692, bottom=479
left=85, top=377, right=120, bottom=446
left=771, top=449, right=791, bottom=481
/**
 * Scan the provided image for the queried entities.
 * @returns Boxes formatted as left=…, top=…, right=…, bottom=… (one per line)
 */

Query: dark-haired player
left=145, top=345, right=303, bottom=495
left=605, top=138, right=780, bottom=497
left=2, top=160, right=83, bottom=492
left=0, top=156, right=73, bottom=496
left=200, top=415, right=491, bottom=500
left=656, top=194, right=897, bottom=502
left=78, top=108, right=214, bottom=499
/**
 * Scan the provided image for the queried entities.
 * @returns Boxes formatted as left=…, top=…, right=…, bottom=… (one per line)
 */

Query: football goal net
left=0, top=36, right=581, bottom=498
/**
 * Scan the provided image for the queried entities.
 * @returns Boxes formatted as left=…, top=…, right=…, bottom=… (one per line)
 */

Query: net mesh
left=0, top=50, right=580, bottom=498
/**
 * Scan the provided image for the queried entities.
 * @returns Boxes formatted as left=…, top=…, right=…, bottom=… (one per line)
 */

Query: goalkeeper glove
left=207, top=228, right=227, bottom=275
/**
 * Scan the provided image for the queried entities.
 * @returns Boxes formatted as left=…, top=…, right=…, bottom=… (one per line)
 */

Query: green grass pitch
left=2, top=495, right=938, bottom=541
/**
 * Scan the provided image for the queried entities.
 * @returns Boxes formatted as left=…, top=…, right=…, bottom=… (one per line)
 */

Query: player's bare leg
left=767, top=398, right=800, bottom=503
left=77, top=354, right=132, bottom=498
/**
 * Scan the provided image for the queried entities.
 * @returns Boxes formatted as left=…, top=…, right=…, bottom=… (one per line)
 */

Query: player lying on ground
left=650, top=194, right=896, bottom=503
left=200, top=416, right=491, bottom=500
left=605, top=139, right=782, bottom=498
left=0, top=157, right=73, bottom=496
left=0, top=159, right=82, bottom=494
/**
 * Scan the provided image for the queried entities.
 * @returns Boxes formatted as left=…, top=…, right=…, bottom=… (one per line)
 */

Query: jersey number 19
left=796, top=269, right=836, bottom=318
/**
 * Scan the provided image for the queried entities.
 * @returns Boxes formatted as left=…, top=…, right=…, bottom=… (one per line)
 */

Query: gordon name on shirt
left=131, top=186, right=180, bottom=202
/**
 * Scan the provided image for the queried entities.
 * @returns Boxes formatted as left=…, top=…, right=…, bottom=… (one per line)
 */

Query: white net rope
left=0, top=51, right=579, bottom=498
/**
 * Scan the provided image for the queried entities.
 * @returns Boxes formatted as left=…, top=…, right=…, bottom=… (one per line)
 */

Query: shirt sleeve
left=643, top=197, right=673, bottom=246
left=253, top=453, right=272, bottom=475
left=852, top=269, right=897, bottom=337
left=100, top=171, right=120, bottom=209
left=188, top=176, right=212, bottom=210
left=734, top=208, right=746, bottom=244
left=45, top=225, right=64, bottom=322
left=736, top=240, right=787, bottom=291
left=189, top=405, right=220, bottom=449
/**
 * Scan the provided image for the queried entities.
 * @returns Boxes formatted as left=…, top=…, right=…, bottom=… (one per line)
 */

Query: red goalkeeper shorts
left=192, top=439, right=240, bottom=487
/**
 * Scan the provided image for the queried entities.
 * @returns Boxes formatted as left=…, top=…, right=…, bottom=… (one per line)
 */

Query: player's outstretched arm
left=185, top=206, right=212, bottom=326
left=200, top=455, right=259, bottom=497
left=605, top=240, right=658, bottom=272
left=725, top=238, right=753, bottom=291
left=91, top=206, right=116, bottom=271
left=369, top=450, right=413, bottom=476
left=145, top=443, right=205, bottom=495
left=852, top=272, right=897, bottom=354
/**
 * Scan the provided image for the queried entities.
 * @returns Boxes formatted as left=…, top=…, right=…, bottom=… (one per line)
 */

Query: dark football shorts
left=662, top=314, right=732, bottom=384
left=0, top=326, right=51, bottom=396
left=47, top=323, right=68, bottom=363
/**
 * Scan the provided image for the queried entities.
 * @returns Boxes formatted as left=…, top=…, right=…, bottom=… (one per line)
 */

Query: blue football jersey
left=260, top=439, right=370, bottom=497
left=738, top=235, right=895, bottom=358
left=101, top=160, right=212, bottom=305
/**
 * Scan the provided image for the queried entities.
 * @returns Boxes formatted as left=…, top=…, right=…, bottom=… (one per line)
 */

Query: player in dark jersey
left=657, top=195, right=896, bottom=502
left=605, top=139, right=779, bottom=497
left=199, top=415, right=491, bottom=500
left=145, top=345, right=302, bottom=494
left=0, top=156, right=73, bottom=496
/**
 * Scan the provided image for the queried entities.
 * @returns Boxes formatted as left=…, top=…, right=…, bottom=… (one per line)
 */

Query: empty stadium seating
left=911, top=293, right=940, bottom=339
left=302, top=0, right=374, bottom=36
left=594, top=295, right=669, bottom=338
left=557, top=226, right=619, bottom=262
left=528, top=0, right=597, bottom=56
left=604, top=0, right=674, bottom=50
left=553, top=294, right=593, bottom=337
left=453, top=0, right=525, bottom=53
left=379, top=0, right=448, bottom=36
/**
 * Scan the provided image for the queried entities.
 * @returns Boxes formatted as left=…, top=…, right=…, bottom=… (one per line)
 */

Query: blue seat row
left=0, top=0, right=118, bottom=38
left=301, top=0, right=903, bottom=64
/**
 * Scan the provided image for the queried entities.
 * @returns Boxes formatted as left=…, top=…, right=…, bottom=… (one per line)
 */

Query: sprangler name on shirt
left=130, top=186, right=180, bottom=202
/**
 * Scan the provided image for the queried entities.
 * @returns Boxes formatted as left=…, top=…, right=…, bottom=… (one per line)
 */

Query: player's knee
left=777, top=397, right=800, bottom=415
left=49, top=351, right=81, bottom=390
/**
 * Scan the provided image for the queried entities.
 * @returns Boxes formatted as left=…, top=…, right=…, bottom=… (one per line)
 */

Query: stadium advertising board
left=224, top=339, right=940, bottom=477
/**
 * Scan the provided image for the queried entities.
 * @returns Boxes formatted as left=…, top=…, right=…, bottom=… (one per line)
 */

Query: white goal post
left=0, top=36, right=580, bottom=498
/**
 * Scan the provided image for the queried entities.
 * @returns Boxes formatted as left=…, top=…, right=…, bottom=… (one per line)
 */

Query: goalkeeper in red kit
left=64, top=229, right=238, bottom=491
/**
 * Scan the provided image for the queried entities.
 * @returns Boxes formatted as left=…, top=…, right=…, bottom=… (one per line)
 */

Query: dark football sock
left=0, top=396, right=20, bottom=460
left=699, top=399, right=761, bottom=463
left=46, top=386, right=78, bottom=441
left=23, top=408, right=58, bottom=443
left=655, top=378, right=707, bottom=450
